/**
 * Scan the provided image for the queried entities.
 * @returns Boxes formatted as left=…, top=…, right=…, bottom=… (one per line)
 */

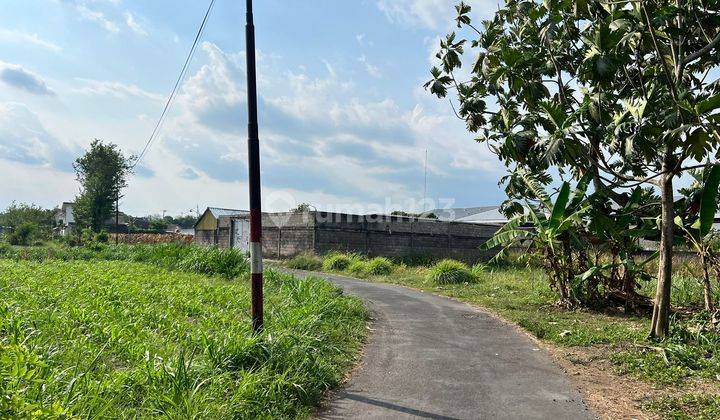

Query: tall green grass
left=286, top=252, right=323, bottom=271
left=0, top=260, right=366, bottom=418
left=0, top=243, right=248, bottom=279
left=426, top=259, right=477, bottom=284
left=322, top=252, right=361, bottom=271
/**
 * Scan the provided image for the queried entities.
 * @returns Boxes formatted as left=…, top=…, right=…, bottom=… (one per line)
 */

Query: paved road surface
left=283, top=269, right=595, bottom=420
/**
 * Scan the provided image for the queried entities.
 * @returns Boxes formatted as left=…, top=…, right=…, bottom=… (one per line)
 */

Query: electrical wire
left=131, top=0, right=216, bottom=169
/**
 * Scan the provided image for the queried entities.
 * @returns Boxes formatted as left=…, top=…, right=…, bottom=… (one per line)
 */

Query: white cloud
left=73, top=78, right=163, bottom=101
left=376, top=0, right=453, bottom=30
left=0, top=62, right=55, bottom=96
left=124, top=11, right=147, bottom=36
left=156, top=42, right=501, bottom=207
left=376, top=0, right=496, bottom=30
left=358, top=55, right=381, bottom=78
left=76, top=4, right=120, bottom=33
left=0, top=29, right=62, bottom=53
left=0, top=102, right=75, bottom=170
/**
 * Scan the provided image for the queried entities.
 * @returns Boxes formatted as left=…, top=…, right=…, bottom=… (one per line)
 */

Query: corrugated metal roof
left=207, top=207, right=248, bottom=218
left=456, top=207, right=508, bottom=224
left=422, top=206, right=500, bottom=221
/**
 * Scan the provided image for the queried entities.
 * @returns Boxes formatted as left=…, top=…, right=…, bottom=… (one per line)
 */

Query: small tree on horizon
left=73, top=139, right=134, bottom=233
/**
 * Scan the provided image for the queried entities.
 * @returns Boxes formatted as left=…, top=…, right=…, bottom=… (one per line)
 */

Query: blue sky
left=0, top=0, right=504, bottom=216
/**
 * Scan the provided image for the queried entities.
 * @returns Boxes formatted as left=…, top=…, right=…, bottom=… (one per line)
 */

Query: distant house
left=53, top=201, right=130, bottom=235
left=423, top=206, right=509, bottom=225
left=194, top=207, right=249, bottom=246
left=54, top=202, right=75, bottom=236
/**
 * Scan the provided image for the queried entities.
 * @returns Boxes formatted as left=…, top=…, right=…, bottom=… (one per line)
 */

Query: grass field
left=0, top=258, right=367, bottom=418
left=296, top=253, right=720, bottom=419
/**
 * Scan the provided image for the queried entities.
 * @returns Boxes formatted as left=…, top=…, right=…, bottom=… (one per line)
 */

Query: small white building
left=54, top=202, right=75, bottom=236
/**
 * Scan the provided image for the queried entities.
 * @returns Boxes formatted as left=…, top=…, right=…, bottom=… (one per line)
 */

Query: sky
left=0, top=0, right=506, bottom=217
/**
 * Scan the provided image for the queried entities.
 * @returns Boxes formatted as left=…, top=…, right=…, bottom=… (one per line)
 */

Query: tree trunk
left=701, top=253, right=714, bottom=312
left=650, top=173, right=674, bottom=339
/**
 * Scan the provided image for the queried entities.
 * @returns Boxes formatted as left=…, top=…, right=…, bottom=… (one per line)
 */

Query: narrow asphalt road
left=283, top=268, right=595, bottom=420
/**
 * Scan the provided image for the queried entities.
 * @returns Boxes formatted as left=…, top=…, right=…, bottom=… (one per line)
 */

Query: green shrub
left=346, top=260, right=368, bottom=277
left=80, top=228, right=94, bottom=244
left=7, top=222, right=37, bottom=246
left=287, top=252, right=322, bottom=271
left=94, top=230, right=109, bottom=243
left=427, top=259, right=476, bottom=284
left=322, top=253, right=357, bottom=271
left=471, top=263, right=486, bottom=277
left=365, top=257, right=393, bottom=275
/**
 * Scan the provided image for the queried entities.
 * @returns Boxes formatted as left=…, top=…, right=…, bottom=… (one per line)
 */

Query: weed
left=322, top=253, right=360, bottom=271
left=427, top=259, right=476, bottom=284
left=287, top=252, right=322, bottom=271
left=346, top=260, right=369, bottom=277
left=365, top=257, right=393, bottom=276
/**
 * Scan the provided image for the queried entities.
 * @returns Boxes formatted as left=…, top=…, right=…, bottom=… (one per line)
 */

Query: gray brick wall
left=200, top=211, right=501, bottom=263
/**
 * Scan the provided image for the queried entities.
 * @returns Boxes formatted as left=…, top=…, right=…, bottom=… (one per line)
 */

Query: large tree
left=427, top=1, right=720, bottom=338
left=73, top=139, right=133, bottom=232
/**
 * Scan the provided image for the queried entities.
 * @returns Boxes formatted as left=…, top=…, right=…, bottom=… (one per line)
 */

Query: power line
left=131, top=0, right=216, bottom=169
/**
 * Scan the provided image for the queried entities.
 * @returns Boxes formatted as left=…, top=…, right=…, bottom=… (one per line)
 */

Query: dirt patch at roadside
left=545, top=345, right=660, bottom=419
left=544, top=344, right=720, bottom=420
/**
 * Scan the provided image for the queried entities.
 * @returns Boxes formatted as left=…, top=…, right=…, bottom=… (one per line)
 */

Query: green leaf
left=549, top=182, right=571, bottom=228
left=569, top=171, right=592, bottom=209
left=539, top=101, right=567, bottom=130
left=700, top=164, right=720, bottom=237
left=696, top=93, right=720, bottom=115
left=480, top=229, right=526, bottom=250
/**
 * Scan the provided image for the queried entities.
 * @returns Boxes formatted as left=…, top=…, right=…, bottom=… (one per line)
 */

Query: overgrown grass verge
left=300, top=252, right=720, bottom=418
left=0, top=242, right=248, bottom=279
left=0, top=259, right=367, bottom=418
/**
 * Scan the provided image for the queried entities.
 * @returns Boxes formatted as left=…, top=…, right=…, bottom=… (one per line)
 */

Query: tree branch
left=683, top=32, right=720, bottom=64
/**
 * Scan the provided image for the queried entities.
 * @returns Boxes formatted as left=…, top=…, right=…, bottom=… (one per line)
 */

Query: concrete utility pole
left=246, top=0, right=264, bottom=332
left=115, top=191, right=119, bottom=245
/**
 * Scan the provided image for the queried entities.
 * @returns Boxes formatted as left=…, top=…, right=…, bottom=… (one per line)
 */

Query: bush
left=287, top=252, right=322, bottom=271
left=346, top=260, right=368, bottom=277
left=365, top=257, right=393, bottom=275
left=427, top=259, right=476, bottom=284
left=94, top=230, right=109, bottom=243
left=471, top=263, right=486, bottom=277
left=7, top=222, right=38, bottom=246
left=322, top=253, right=358, bottom=271
left=80, top=228, right=94, bottom=244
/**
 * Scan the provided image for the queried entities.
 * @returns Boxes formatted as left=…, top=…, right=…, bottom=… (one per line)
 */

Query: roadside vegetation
left=290, top=251, right=720, bottom=418
left=0, top=242, right=248, bottom=279
left=0, top=244, right=366, bottom=418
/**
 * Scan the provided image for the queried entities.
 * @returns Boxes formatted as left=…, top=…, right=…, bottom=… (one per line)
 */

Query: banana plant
left=483, top=175, right=591, bottom=306
left=580, top=186, right=659, bottom=308
left=677, top=164, right=720, bottom=312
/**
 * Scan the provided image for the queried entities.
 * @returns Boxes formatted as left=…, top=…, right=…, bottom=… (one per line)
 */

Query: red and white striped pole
left=245, top=0, right=263, bottom=332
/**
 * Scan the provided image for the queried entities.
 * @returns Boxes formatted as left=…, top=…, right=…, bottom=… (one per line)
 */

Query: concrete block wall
left=210, top=211, right=501, bottom=263
left=194, top=229, right=216, bottom=246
